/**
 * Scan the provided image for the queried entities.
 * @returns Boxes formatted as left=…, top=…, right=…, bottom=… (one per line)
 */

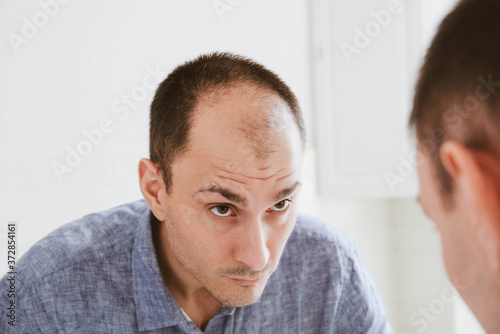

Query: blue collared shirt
left=0, top=200, right=393, bottom=333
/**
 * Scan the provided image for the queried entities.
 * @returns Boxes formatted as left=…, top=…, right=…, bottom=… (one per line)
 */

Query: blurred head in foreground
left=409, top=0, right=500, bottom=331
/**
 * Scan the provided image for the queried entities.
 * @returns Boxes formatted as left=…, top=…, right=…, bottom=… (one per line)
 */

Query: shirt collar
left=132, top=210, right=182, bottom=331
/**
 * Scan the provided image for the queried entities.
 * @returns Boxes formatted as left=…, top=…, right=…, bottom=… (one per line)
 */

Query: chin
left=217, top=294, right=261, bottom=307
left=213, top=284, right=266, bottom=307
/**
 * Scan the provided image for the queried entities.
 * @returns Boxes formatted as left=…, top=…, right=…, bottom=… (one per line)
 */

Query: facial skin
left=417, top=141, right=500, bottom=333
left=139, top=83, right=303, bottom=329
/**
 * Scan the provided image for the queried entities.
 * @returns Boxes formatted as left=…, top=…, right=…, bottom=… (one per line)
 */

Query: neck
left=151, top=215, right=222, bottom=330
left=458, top=269, right=500, bottom=333
left=176, top=291, right=222, bottom=331
left=467, top=290, right=500, bottom=333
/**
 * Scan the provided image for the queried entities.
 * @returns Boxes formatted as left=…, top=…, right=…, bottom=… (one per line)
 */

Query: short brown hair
left=149, top=52, right=305, bottom=193
left=409, top=0, right=500, bottom=199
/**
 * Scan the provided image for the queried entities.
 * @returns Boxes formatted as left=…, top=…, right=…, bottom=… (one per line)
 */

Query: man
left=1, top=52, right=392, bottom=333
left=410, top=0, right=500, bottom=332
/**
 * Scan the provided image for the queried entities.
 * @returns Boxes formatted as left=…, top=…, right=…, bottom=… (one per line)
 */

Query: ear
left=440, top=141, right=500, bottom=272
left=138, top=158, right=166, bottom=222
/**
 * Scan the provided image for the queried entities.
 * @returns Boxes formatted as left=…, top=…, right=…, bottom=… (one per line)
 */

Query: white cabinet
left=309, top=0, right=424, bottom=198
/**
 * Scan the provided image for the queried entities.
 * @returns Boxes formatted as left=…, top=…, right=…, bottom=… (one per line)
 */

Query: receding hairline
left=188, top=81, right=304, bottom=160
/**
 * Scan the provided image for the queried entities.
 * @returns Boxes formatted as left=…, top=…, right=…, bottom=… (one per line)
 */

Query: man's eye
left=269, top=199, right=291, bottom=212
left=210, top=205, right=233, bottom=217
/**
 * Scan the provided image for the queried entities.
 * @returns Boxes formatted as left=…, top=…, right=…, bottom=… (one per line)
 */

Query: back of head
left=149, top=52, right=305, bottom=193
left=409, top=0, right=500, bottom=199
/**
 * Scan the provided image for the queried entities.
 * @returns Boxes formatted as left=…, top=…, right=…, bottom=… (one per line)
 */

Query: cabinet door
left=310, top=0, right=422, bottom=198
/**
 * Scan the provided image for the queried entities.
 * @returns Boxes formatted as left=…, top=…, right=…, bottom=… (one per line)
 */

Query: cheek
left=267, top=213, right=297, bottom=257
left=168, top=203, right=218, bottom=251
left=439, top=232, right=463, bottom=282
left=417, top=162, right=442, bottom=221
left=417, top=170, right=461, bottom=277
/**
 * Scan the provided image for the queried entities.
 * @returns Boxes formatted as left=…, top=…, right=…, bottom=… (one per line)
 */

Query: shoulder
left=14, top=200, right=150, bottom=288
left=277, top=213, right=360, bottom=286
left=272, top=214, right=392, bottom=333
left=286, top=212, right=357, bottom=260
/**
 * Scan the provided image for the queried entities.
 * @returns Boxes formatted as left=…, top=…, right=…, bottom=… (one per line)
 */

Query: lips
left=227, top=276, right=262, bottom=286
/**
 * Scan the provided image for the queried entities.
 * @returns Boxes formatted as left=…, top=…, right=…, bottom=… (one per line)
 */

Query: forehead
left=173, top=83, right=303, bottom=181
left=195, top=83, right=291, bottom=132
left=194, top=84, right=300, bottom=154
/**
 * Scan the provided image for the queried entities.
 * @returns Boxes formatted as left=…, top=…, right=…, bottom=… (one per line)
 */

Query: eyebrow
left=197, top=184, right=249, bottom=207
left=273, top=181, right=302, bottom=202
left=195, top=181, right=302, bottom=207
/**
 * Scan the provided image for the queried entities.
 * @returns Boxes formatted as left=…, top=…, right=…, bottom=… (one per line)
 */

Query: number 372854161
left=7, top=224, right=16, bottom=271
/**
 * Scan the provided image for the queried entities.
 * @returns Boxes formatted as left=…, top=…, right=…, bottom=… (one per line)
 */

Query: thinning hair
left=409, top=0, right=500, bottom=199
left=150, top=52, right=305, bottom=193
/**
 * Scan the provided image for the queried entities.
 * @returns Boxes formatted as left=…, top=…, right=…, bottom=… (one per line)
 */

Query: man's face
left=157, top=83, right=303, bottom=307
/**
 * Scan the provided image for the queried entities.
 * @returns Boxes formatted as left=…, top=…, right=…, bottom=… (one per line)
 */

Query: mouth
left=227, top=276, right=263, bottom=286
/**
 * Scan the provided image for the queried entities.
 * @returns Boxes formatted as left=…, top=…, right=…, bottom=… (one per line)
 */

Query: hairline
left=167, top=80, right=305, bottom=175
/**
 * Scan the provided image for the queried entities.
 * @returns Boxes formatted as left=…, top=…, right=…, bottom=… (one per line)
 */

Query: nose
left=233, top=217, right=270, bottom=271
